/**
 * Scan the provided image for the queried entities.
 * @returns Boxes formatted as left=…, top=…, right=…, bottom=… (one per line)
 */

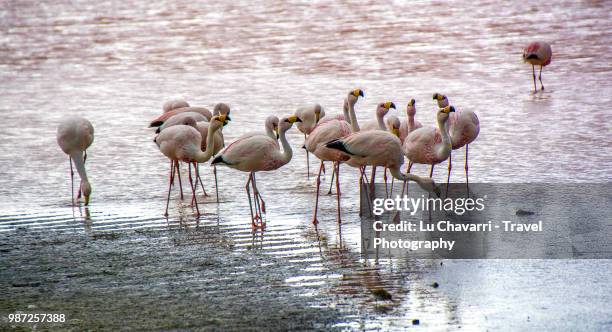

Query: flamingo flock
left=56, top=40, right=551, bottom=228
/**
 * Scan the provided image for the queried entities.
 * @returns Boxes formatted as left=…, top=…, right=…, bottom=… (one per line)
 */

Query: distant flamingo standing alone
left=523, top=41, right=552, bottom=92
left=57, top=116, right=94, bottom=205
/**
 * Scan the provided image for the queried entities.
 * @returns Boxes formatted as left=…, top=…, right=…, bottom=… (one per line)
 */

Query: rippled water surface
left=1, top=0, right=611, bottom=330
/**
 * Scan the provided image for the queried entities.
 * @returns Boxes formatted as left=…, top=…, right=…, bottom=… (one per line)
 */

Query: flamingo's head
left=81, top=181, right=92, bottom=205
left=406, top=99, right=416, bottom=117
left=387, top=115, right=401, bottom=138
left=213, top=103, right=231, bottom=125
left=376, top=101, right=396, bottom=117
left=433, top=93, right=449, bottom=108
left=265, top=115, right=280, bottom=139
left=437, top=105, right=455, bottom=122
left=279, top=115, right=302, bottom=132
left=347, top=89, right=365, bottom=105
left=313, top=104, right=325, bottom=123
left=210, top=114, right=231, bottom=131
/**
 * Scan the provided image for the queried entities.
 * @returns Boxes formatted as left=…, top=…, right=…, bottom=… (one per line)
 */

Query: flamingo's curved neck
left=196, top=124, right=220, bottom=163
left=437, top=115, right=452, bottom=159
left=348, top=100, right=360, bottom=132
left=279, top=128, right=293, bottom=164
left=407, top=112, right=415, bottom=128
left=389, top=167, right=432, bottom=191
left=71, top=152, right=89, bottom=185
left=265, top=123, right=275, bottom=140
left=376, top=109, right=387, bottom=130
left=343, top=99, right=351, bottom=125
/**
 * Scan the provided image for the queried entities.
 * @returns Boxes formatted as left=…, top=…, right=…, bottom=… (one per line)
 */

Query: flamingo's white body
left=154, top=115, right=228, bottom=216
left=434, top=94, right=480, bottom=185
left=304, top=89, right=363, bottom=224
left=212, top=115, right=301, bottom=228
left=523, top=41, right=552, bottom=92
left=163, top=99, right=190, bottom=113
left=57, top=116, right=94, bottom=205
left=403, top=106, right=455, bottom=178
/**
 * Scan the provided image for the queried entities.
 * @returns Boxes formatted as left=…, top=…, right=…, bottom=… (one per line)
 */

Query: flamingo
left=325, top=130, right=440, bottom=207
left=305, top=89, right=363, bottom=225
left=57, top=115, right=94, bottom=205
left=154, top=114, right=228, bottom=216
left=359, top=101, right=396, bottom=191
left=394, top=99, right=422, bottom=144
left=433, top=93, right=480, bottom=186
left=402, top=105, right=455, bottom=182
left=163, top=99, right=190, bottom=113
left=523, top=41, right=552, bottom=92
left=150, top=103, right=231, bottom=128
left=211, top=115, right=302, bottom=228
left=295, top=104, right=325, bottom=177
left=360, top=102, right=396, bottom=131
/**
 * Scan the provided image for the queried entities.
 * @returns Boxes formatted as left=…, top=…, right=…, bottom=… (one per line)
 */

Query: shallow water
left=1, top=0, right=611, bottom=330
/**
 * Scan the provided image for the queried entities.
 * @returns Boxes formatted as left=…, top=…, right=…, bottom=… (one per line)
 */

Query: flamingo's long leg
left=369, top=166, right=377, bottom=196
left=305, top=134, right=310, bottom=178
left=164, top=160, right=176, bottom=217
left=327, top=161, right=335, bottom=195
left=245, top=173, right=256, bottom=228
left=312, top=161, right=324, bottom=225
left=465, top=144, right=470, bottom=196
left=358, top=166, right=364, bottom=216
left=253, top=173, right=266, bottom=215
left=188, top=162, right=201, bottom=215
left=176, top=162, right=184, bottom=200
left=539, top=65, right=544, bottom=90
left=213, top=165, right=219, bottom=203
left=69, top=157, right=74, bottom=205
left=335, top=161, right=341, bottom=224
left=383, top=167, right=389, bottom=198
left=77, top=150, right=87, bottom=199
left=532, top=64, right=537, bottom=92
left=195, top=163, right=208, bottom=197
left=252, top=173, right=264, bottom=223
left=404, top=161, right=413, bottom=195
left=446, top=151, right=452, bottom=197
left=429, top=165, right=434, bottom=178
left=359, top=166, right=374, bottom=217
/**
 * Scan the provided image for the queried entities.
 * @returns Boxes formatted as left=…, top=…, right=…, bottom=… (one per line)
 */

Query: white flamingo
left=57, top=116, right=94, bottom=205
left=154, top=114, right=228, bottom=216
left=304, top=89, right=363, bottom=224
left=211, top=115, right=302, bottom=228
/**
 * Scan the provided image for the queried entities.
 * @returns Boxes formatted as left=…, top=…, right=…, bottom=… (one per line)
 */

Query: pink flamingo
left=295, top=104, right=325, bottom=177
left=434, top=94, right=480, bottom=186
left=154, top=114, right=228, bottom=216
left=211, top=115, right=302, bottom=229
left=149, top=103, right=231, bottom=128
left=523, top=41, right=552, bottom=92
left=304, top=89, right=363, bottom=225
left=394, top=99, right=422, bottom=144
left=57, top=115, right=94, bottom=205
left=402, top=105, right=455, bottom=181
left=326, top=130, right=440, bottom=208
left=163, top=99, right=190, bottom=113
left=360, top=101, right=397, bottom=193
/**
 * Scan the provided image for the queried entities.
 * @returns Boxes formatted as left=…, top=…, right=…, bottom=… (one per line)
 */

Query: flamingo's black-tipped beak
left=359, top=90, right=364, bottom=97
